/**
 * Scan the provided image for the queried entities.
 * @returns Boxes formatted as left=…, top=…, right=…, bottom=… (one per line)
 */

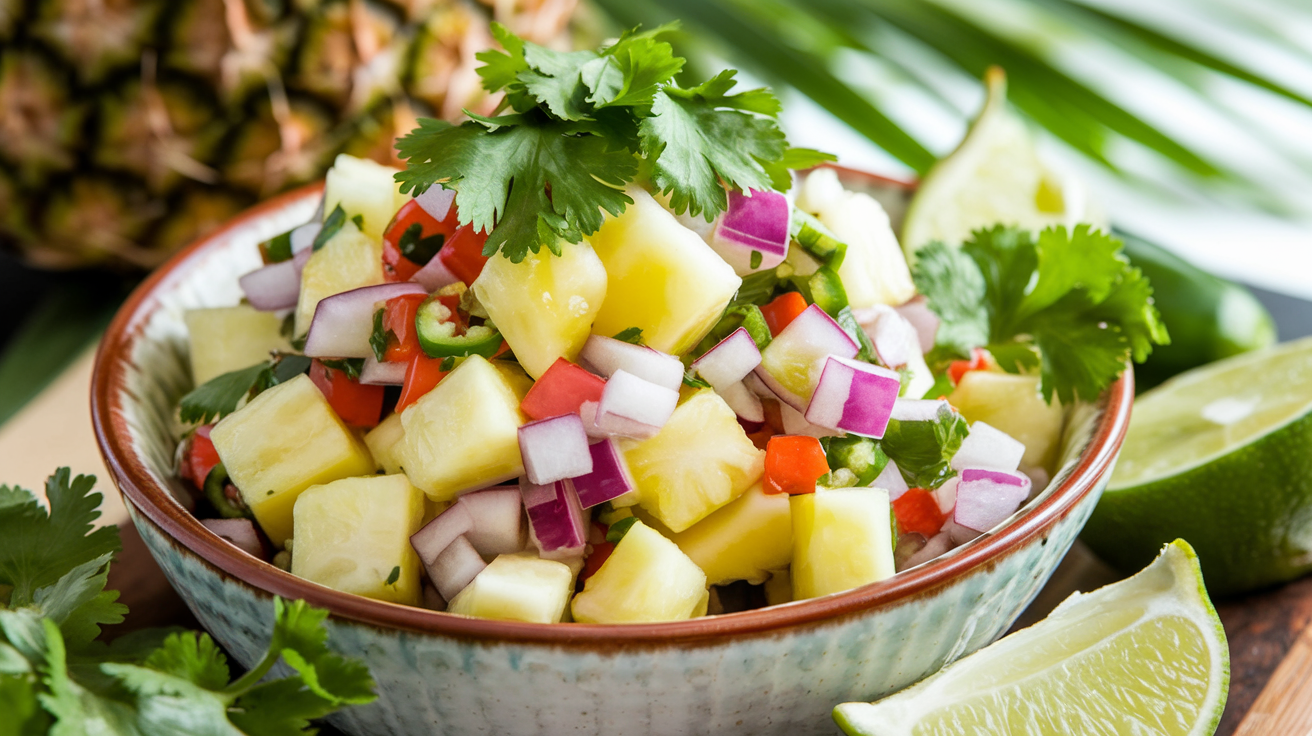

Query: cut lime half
left=834, top=540, right=1228, bottom=736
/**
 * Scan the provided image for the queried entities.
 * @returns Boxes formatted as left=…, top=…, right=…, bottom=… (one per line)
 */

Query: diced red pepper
left=309, top=360, right=386, bottom=427
left=519, top=358, right=606, bottom=420
left=892, top=488, right=946, bottom=537
left=396, top=353, right=450, bottom=413
left=760, top=292, right=809, bottom=336
left=382, top=293, right=427, bottom=363
left=382, top=199, right=461, bottom=282
left=437, top=224, right=490, bottom=285
left=579, top=538, right=615, bottom=589
left=184, top=425, right=221, bottom=488
left=763, top=435, right=830, bottom=495
left=948, top=347, right=990, bottom=385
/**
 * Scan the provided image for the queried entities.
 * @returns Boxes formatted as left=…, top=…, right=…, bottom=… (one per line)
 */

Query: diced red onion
left=410, top=502, right=475, bottom=566
left=579, top=335, right=683, bottom=392
left=201, top=518, right=266, bottom=559
left=411, top=252, right=460, bottom=292
left=240, top=260, right=301, bottom=311
left=457, top=486, right=525, bottom=556
left=899, top=531, right=952, bottom=570
left=415, top=186, right=455, bottom=221
left=303, top=282, right=428, bottom=358
left=520, top=478, right=587, bottom=552
left=594, top=370, right=679, bottom=440
left=953, top=468, right=1032, bottom=532
left=804, top=356, right=901, bottom=438
left=717, top=381, right=764, bottom=423
left=577, top=401, right=609, bottom=439
left=742, top=371, right=774, bottom=399
left=692, top=328, right=762, bottom=390
left=518, top=413, right=594, bottom=485
left=421, top=584, right=446, bottom=611
left=292, top=244, right=313, bottom=277
left=360, top=356, right=406, bottom=386
left=895, top=295, right=940, bottom=354
left=709, top=189, right=790, bottom=274
left=290, top=221, right=322, bottom=254
left=854, top=305, right=918, bottom=369
left=890, top=398, right=952, bottom=422
left=933, top=476, right=958, bottom=515
left=943, top=518, right=983, bottom=546
left=951, top=421, right=1025, bottom=474
left=427, top=534, right=487, bottom=601
left=871, top=459, right=908, bottom=500
left=755, top=304, right=859, bottom=412
left=780, top=400, right=841, bottom=438
left=571, top=439, right=635, bottom=508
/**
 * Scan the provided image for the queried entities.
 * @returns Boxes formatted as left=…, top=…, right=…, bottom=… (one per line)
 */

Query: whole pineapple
left=0, top=0, right=579, bottom=269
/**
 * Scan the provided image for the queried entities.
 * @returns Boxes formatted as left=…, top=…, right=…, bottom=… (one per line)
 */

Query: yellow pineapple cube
left=184, top=305, right=291, bottom=385
left=211, top=374, right=375, bottom=545
left=293, top=220, right=384, bottom=336
left=364, top=412, right=405, bottom=475
left=586, top=186, right=741, bottom=355
left=322, top=154, right=409, bottom=243
left=473, top=238, right=608, bottom=379
left=950, top=371, right=1065, bottom=471
left=791, top=487, right=895, bottom=600
left=670, top=483, right=791, bottom=586
left=621, top=389, right=764, bottom=532
left=447, top=552, right=574, bottom=623
left=571, top=521, right=708, bottom=623
left=291, top=474, right=425, bottom=605
left=397, top=356, right=532, bottom=501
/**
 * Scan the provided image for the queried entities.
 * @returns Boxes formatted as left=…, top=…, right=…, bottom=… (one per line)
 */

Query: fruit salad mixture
left=174, top=27, right=1163, bottom=625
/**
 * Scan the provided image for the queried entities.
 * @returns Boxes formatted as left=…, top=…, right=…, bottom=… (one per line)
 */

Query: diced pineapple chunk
left=620, top=389, right=765, bottom=533
left=185, top=306, right=291, bottom=385
left=670, top=483, right=791, bottom=586
left=571, top=521, right=708, bottom=623
left=322, top=154, right=409, bottom=243
left=950, top=371, right=1065, bottom=471
left=473, top=238, right=608, bottom=379
left=397, top=356, right=532, bottom=501
left=806, top=170, right=915, bottom=308
left=291, top=474, right=425, bottom=605
left=791, top=487, right=895, bottom=600
left=447, top=552, right=574, bottom=623
left=211, top=375, right=375, bottom=545
left=364, top=412, right=405, bottom=474
left=586, top=186, right=741, bottom=355
left=294, top=220, right=384, bottom=336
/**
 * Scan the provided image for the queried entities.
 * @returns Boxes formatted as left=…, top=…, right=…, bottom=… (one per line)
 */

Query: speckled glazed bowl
left=92, top=169, right=1132, bottom=736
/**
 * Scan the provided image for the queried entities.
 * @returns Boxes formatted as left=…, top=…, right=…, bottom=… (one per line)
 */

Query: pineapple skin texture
left=292, top=474, right=425, bottom=606
left=571, top=521, right=709, bottom=624
left=211, top=375, right=375, bottom=546
left=791, top=487, right=895, bottom=600
left=473, top=238, right=608, bottom=379
left=184, top=305, right=290, bottom=385
left=397, top=356, right=532, bottom=502
left=671, top=483, right=792, bottom=586
left=586, top=186, right=741, bottom=356
left=293, top=221, right=384, bottom=336
left=322, top=154, right=410, bottom=243
left=621, top=389, right=765, bottom=533
left=364, top=412, right=405, bottom=475
left=447, top=552, right=574, bottom=624
left=950, top=371, right=1065, bottom=471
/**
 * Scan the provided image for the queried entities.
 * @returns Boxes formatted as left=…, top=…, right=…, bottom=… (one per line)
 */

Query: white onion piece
left=933, top=476, right=959, bottom=515
left=780, top=400, right=841, bottom=438
left=410, top=502, right=475, bottom=566
left=572, top=439, right=636, bottom=508
left=415, top=186, right=455, bottom=221
left=427, top=534, right=487, bottom=602
left=804, top=356, right=901, bottom=438
left=457, top=486, right=525, bottom=556
left=201, top=518, right=265, bottom=559
left=895, top=295, right=940, bottom=354
left=954, top=468, right=1032, bottom=532
left=717, top=381, right=764, bottom=423
left=518, top=413, right=594, bottom=485
left=303, top=282, right=428, bottom=358
left=951, top=422, right=1025, bottom=474
left=871, top=459, right=909, bottom=500
left=579, top=335, right=683, bottom=392
left=755, top=304, right=859, bottom=412
left=899, top=531, right=952, bottom=570
left=691, top=327, right=761, bottom=390
left=239, top=260, right=300, bottom=311
left=594, top=370, right=678, bottom=440
left=411, top=252, right=460, bottom=292
left=577, top=401, right=610, bottom=439
left=360, top=356, right=406, bottom=385
left=741, top=371, right=775, bottom=399
left=290, top=221, right=322, bottom=254
left=890, top=398, right=952, bottom=422
left=709, top=189, right=790, bottom=274
left=521, top=478, right=587, bottom=552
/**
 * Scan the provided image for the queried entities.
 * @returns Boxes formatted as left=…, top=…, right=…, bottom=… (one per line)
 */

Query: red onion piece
left=895, top=295, right=940, bottom=354
left=692, top=327, right=762, bottom=390
left=780, top=400, right=842, bottom=438
left=898, top=531, right=952, bottom=570
left=421, top=584, right=446, bottom=611
left=239, top=260, right=300, bottom=311
left=871, top=459, right=909, bottom=500
left=933, top=476, right=958, bottom=515
left=854, top=305, right=918, bottom=369
left=303, top=282, right=428, bottom=358
left=943, top=518, right=984, bottom=545
left=201, top=518, right=266, bottom=559
left=577, top=401, right=609, bottom=439
left=427, top=534, right=487, bottom=601
left=415, top=186, right=455, bottom=221
left=410, top=502, right=475, bottom=566
left=292, top=244, right=313, bottom=277
left=594, top=370, right=679, bottom=440
left=518, top=413, right=594, bottom=485
left=579, top=335, right=684, bottom=392
left=804, top=356, right=901, bottom=438
left=953, top=468, right=1032, bottom=532
left=717, top=381, right=764, bottom=423
left=520, top=478, right=587, bottom=552
left=755, top=304, right=859, bottom=412
left=709, top=189, right=790, bottom=274
left=360, top=356, right=406, bottom=385
left=411, top=252, right=460, bottom=292
left=890, top=398, right=952, bottom=422
left=951, top=421, right=1025, bottom=474
left=457, top=486, right=525, bottom=556
left=290, top=221, right=322, bottom=254
left=571, top=439, right=636, bottom=508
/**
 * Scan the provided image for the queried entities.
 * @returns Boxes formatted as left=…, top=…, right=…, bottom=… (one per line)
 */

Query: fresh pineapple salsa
left=175, top=26, right=1164, bottom=625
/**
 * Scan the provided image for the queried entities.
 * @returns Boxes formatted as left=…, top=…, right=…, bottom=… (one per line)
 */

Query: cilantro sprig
left=178, top=354, right=312, bottom=425
left=395, top=23, right=832, bottom=263
left=913, top=225, right=1169, bottom=404
left=1, top=469, right=376, bottom=735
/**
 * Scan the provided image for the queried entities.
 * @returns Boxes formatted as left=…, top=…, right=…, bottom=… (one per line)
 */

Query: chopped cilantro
left=880, top=402, right=970, bottom=490
left=319, top=358, right=365, bottom=381
left=606, top=516, right=639, bottom=543
left=398, top=222, right=445, bottom=265
left=385, top=566, right=400, bottom=586
left=370, top=308, right=389, bottom=363
left=613, top=327, right=644, bottom=345
left=439, top=357, right=456, bottom=371
left=179, top=355, right=311, bottom=425
left=313, top=204, right=347, bottom=251
left=262, top=231, right=293, bottom=263
left=750, top=250, right=763, bottom=270
left=351, top=214, right=364, bottom=230
left=682, top=370, right=711, bottom=389
left=732, top=269, right=781, bottom=308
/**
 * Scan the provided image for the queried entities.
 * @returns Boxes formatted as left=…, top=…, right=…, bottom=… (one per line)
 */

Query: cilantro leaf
left=178, top=355, right=311, bottom=425
left=32, top=554, right=124, bottom=650
left=909, top=241, right=988, bottom=359
left=312, top=205, right=347, bottom=251
left=581, top=25, right=684, bottom=108
left=880, top=403, right=970, bottom=490
left=613, top=327, right=644, bottom=345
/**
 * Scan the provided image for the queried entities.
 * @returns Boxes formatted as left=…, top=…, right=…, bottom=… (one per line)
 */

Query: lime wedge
left=1083, top=336, right=1312, bottom=594
left=833, top=540, right=1228, bottom=736
left=900, top=68, right=1098, bottom=262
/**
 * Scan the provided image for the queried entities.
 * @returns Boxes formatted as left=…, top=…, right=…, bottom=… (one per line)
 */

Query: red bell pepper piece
left=396, top=353, right=450, bottom=412
left=382, top=293, right=427, bottom=363
left=578, top=535, right=615, bottom=589
left=519, top=358, right=606, bottom=421
left=437, top=224, right=490, bottom=285
left=892, top=488, right=946, bottom=537
left=383, top=198, right=464, bottom=282
left=948, top=347, right=990, bottom=385
left=763, top=435, right=830, bottom=495
left=309, top=360, right=386, bottom=427
left=760, top=292, right=809, bottom=336
left=184, top=425, right=221, bottom=488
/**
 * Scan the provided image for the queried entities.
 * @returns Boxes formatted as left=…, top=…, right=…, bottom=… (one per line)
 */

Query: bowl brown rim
left=91, top=170, right=1133, bottom=646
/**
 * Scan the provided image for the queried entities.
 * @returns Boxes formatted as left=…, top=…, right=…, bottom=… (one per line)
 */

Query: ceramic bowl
left=92, top=170, right=1132, bottom=736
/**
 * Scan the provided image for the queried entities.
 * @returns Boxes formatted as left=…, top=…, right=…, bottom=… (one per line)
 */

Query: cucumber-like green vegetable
left=1121, top=234, right=1277, bottom=389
